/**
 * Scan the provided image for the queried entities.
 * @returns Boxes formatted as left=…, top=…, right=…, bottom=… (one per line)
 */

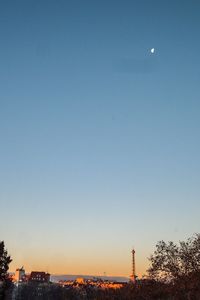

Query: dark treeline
left=12, top=277, right=200, bottom=300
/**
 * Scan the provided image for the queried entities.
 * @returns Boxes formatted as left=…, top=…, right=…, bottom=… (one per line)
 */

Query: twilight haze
left=0, top=0, right=200, bottom=277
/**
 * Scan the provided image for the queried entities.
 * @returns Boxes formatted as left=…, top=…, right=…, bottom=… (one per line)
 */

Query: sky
left=0, top=0, right=200, bottom=277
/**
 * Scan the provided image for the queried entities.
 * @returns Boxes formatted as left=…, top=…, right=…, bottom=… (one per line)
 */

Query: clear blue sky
left=0, top=0, right=200, bottom=276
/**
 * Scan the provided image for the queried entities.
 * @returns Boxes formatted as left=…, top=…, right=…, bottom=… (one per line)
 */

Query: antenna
left=130, top=248, right=136, bottom=283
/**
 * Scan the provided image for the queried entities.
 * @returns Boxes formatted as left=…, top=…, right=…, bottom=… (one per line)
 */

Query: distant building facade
left=29, top=272, right=50, bottom=283
left=76, top=277, right=85, bottom=284
left=59, top=278, right=126, bottom=289
left=15, top=267, right=25, bottom=282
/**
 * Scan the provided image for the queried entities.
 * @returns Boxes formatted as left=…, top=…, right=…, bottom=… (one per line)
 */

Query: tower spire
left=130, top=248, right=136, bottom=283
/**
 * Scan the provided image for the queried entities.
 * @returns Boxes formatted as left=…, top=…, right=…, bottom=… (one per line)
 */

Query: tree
left=0, top=241, right=12, bottom=282
left=148, top=234, right=200, bottom=299
left=0, top=241, right=12, bottom=299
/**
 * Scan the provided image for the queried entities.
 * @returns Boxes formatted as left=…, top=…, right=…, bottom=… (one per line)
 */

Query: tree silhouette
left=0, top=241, right=12, bottom=299
left=0, top=241, right=12, bottom=282
left=148, top=234, right=200, bottom=281
left=148, top=234, right=200, bottom=299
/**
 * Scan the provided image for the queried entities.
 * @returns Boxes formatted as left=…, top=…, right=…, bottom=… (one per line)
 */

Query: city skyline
left=1, top=0, right=200, bottom=277
left=9, top=246, right=139, bottom=278
left=11, top=248, right=136, bottom=280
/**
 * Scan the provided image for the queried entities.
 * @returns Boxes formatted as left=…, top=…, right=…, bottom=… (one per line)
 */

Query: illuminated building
left=15, top=267, right=25, bottom=282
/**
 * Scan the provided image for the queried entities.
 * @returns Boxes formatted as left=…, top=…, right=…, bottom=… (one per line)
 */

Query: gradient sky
left=0, top=0, right=200, bottom=277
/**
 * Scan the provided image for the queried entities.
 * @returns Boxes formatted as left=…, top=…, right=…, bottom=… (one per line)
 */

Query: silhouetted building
left=29, top=271, right=50, bottom=283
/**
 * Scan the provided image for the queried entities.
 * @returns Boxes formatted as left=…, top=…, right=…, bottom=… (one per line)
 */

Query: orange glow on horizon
left=9, top=258, right=148, bottom=278
left=8, top=244, right=150, bottom=279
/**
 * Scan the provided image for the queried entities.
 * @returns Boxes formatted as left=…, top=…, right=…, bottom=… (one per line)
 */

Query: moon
left=150, top=48, right=155, bottom=54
